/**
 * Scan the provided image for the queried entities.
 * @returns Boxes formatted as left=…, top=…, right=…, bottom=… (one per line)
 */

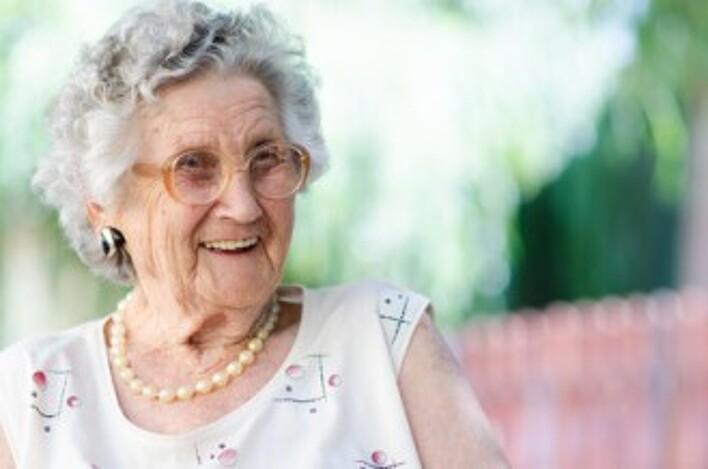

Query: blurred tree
left=509, top=0, right=708, bottom=308
left=509, top=105, right=679, bottom=307
left=634, top=1, right=708, bottom=288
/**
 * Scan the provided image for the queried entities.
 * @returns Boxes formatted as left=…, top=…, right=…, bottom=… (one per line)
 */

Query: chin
left=197, top=271, right=279, bottom=308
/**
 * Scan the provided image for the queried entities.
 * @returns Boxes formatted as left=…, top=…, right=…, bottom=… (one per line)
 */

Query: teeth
left=203, top=237, right=259, bottom=251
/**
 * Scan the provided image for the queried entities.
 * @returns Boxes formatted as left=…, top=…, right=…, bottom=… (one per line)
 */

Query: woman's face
left=111, top=72, right=295, bottom=309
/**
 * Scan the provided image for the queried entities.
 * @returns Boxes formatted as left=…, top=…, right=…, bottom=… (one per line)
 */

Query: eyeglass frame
left=131, top=141, right=311, bottom=206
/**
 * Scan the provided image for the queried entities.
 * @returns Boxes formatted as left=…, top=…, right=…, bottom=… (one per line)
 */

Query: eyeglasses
left=132, top=141, right=311, bottom=206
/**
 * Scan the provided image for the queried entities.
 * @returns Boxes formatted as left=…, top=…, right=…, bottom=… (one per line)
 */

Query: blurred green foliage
left=510, top=0, right=708, bottom=308
left=510, top=107, right=679, bottom=306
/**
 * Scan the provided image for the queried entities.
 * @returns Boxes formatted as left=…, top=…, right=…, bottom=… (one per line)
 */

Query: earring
left=100, top=227, right=126, bottom=259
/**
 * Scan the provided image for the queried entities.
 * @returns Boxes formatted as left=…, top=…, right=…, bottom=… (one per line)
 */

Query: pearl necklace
left=107, top=294, right=280, bottom=403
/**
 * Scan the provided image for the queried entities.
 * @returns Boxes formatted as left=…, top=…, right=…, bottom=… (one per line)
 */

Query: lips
left=201, top=236, right=260, bottom=253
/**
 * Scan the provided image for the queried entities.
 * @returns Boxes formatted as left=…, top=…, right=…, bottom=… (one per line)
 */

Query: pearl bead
left=109, top=336, right=125, bottom=346
left=119, top=368, right=135, bottom=381
left=176, top=386, right=195, bottom=401
left=112, top=356, right=128, bottom=369
left=141, top=385, right=157, bottom=399
left=226, top=361, right=243, bottom=376
left=239, top=349, right=255, bottom=365
left=248, top=338, right=263, bottom=352
left=212, top=372, right=229, bottom=387
left=158, top=389, right=175, bottom=403
left=129, top=379, right=143, bottom=393
left=195, top=379, right=213, bottom=395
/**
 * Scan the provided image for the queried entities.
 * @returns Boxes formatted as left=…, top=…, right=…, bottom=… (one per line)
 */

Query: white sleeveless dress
left=0, top=280, right=429, bottom=468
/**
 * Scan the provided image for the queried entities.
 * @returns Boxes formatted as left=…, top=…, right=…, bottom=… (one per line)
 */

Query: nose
left=211, top=171, right=263, bottom=223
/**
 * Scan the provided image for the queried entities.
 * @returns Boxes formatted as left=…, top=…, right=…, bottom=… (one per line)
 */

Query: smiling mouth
left=201, top=237, right=260, bottom=253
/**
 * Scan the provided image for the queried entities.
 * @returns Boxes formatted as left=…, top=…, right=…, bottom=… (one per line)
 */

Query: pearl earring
left=100, top=227, right=126, bottom=259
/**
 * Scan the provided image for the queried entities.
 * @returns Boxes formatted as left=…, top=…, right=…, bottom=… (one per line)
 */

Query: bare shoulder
left=400, top=307, right=510, bottom=469
left=0, top=426, right=15, bottom=469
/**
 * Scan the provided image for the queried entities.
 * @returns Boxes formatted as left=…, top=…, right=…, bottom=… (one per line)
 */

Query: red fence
left=458, top=289, right=708, bottom=469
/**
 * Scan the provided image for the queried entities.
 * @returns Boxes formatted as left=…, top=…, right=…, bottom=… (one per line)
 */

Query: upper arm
left=400, top=307, right=509, bottom=469
left=0, top=426, right=15, bottom=469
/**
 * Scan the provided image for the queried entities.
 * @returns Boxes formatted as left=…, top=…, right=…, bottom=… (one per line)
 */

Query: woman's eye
left=173, top=152, right=221, bottom=183
left=175, top=152, right=218, bottom=171
left=250, top=149, right=283, bottom=173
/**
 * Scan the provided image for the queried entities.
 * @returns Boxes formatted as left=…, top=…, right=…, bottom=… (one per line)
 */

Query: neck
left=123, top=286, right=275, bottom=356
left=107, top=290, right=281, bottom=403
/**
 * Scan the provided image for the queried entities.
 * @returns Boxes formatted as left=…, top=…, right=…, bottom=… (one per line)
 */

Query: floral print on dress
left=378, top=288, right=413, bottom=346
left=30, top=369, right=81, bottom=433
left=274, top=353, right=342, bottom=414
left=355, top=449, right=406, bottom=468
left=194, top=441, right=238, bottom=467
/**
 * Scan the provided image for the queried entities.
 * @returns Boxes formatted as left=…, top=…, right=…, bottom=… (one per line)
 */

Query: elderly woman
left=0, top=1, right=507, bottom=468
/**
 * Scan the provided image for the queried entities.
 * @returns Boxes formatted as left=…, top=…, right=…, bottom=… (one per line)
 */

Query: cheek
left=268, top=200, right=295, bottom=244
left=121, top=185, right=163, bottom=235
left=116, top=189, right=161, bottom=271
left=117, top=183, right=203, bottom=269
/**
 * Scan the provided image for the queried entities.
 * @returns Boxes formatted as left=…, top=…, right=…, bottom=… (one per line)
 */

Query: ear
left=85, top=202, right=106, bottom=231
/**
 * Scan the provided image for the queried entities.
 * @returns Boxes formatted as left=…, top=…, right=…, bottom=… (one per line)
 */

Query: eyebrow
left=169, top=132, right=221, bottom=154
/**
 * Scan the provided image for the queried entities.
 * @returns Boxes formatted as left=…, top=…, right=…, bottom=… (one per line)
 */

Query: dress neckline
left=91, top=285, right=312, bottom=442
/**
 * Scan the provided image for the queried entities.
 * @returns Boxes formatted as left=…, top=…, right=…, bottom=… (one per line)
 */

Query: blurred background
left=1, top=0, right=707, bottom=467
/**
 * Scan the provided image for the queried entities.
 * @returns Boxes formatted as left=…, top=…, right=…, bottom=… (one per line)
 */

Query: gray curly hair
left=33, top=0, right=329, bottom=285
